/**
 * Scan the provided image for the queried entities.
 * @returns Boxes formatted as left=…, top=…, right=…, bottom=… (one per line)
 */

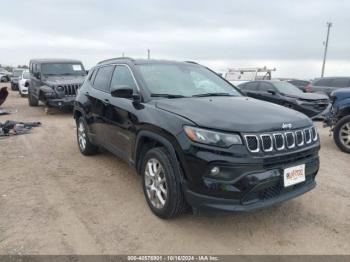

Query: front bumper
left=185, top=179, right=315, bottom=212
left=178, top=135, right=320, bottom=212
left=47, top=96, right=75, bottom=108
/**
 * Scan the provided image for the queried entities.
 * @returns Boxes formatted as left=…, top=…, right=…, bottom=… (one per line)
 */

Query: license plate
left=283, top=164, right=305, bottom=187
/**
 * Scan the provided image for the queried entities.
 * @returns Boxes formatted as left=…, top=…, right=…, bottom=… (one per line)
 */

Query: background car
left=324, top=88, right=350, bottom=153
left=0, top=68, right=11, bottom=82
left=238, top=80, right=329, bottom=118
left=307, top=77, right=350, bottom=96
left=285, top=79, right=311, bottom=92
left=10, top=68, right=25, bottom=90
left=18, top=70, right=30, bottom=97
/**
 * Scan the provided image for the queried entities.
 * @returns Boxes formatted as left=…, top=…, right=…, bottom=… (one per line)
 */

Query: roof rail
left=98, top=57, right=134, bottom=64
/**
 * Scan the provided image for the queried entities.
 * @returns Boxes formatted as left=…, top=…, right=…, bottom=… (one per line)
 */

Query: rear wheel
left=76, top=117, right=98, bottom=155
left=141, top=147, right=187, bottom=219
left=28, top=89, right=39, bottom=106
left=334, top=116, right=350, bottom=154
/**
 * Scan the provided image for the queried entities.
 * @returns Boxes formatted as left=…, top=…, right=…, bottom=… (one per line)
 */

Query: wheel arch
left=134, top=130, right=187, bottom=181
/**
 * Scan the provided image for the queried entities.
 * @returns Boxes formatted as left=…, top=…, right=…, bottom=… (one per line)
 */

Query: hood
left=42, top=75, right=85, bottom=86
left=156, top=96, right=312, bottom=133
left=331, top=88, right=350, bottom=101
left=283, top=92, right=329, bottom=101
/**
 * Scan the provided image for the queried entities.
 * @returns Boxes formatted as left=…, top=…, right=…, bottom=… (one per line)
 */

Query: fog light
left=210, top=167, right=220, bottom=176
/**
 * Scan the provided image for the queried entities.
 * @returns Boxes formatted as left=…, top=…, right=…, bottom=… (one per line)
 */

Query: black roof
left=29, top=58, right=83, bottom=64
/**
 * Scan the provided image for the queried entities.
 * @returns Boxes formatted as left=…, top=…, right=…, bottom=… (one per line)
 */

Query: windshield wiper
left=151, top=93, right=186, bottom=98
left=192, top=92, right=233, bottom=97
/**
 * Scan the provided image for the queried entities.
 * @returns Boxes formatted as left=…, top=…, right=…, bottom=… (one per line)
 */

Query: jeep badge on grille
left=282, top=123, right=292, bottom=129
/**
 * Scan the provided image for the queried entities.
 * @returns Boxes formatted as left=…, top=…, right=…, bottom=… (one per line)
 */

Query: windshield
left=136, top=63, right=241, bottom=97
left=23, top=72, right=30, bottom=79
left=13, top=70, right=24, bottom=77
left=273, top=81, right=303, bottom=96
left=41, top=63, right=86, bottom=76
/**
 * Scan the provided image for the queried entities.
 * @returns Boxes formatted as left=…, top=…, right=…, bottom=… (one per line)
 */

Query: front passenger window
left=110, top=65, right=137, bottom=90
left=93, top=66, right=114, bottom=92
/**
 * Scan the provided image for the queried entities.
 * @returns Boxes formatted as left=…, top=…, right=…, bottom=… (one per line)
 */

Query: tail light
left=304, top=84, right=312, bottom=93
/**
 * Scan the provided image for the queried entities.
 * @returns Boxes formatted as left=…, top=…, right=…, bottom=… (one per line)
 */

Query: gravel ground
left=0, top=84, right=349, bottom=255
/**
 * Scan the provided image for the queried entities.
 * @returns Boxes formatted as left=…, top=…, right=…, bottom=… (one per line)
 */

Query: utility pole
left=147, top=49, right=151, bottom=60
left=321, top=22, right=333, bottom=77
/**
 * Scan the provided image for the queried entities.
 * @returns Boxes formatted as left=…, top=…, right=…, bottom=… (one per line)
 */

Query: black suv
left=10, top=68, right=25, bottom=91
left=238, top=80, right=329, bottom=118
left=74, top=58, right=320, bottom=218
left=28, top=59, right=87, bottom=108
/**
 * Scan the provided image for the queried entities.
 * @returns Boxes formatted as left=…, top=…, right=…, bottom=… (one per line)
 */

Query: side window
left=259, top=82, right=274, bottom=92
left=89, top=68, right=97, bottom=83
left=330, top=78, right=350, bottom=88
left=93, top=66, right=114, bottom=92
left=110, top=65, right=137, bottom=90
left=244, top=82, right=259, bottom=91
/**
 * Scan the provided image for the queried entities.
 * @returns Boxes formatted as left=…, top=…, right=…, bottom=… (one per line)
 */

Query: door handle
left=85, top=91, right=89, bottom=95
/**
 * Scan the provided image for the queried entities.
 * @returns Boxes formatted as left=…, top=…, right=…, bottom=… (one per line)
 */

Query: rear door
left=87, top=65, right=115, bottom=142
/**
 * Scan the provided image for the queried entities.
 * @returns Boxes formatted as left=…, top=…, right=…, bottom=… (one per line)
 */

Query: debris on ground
left=0, top=109, right=10, bottom=115
left=0, top=120, right=41, bottom=136
left=0, top=86, right=9, bottom=106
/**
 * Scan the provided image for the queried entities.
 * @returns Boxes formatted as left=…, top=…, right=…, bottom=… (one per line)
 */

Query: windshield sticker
left=72, top=64, right=82, bottom=71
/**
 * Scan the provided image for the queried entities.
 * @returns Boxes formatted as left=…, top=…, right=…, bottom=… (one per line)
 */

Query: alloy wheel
left=144, top=158, right=168, bottom=209
left=339, top=122, right=350, bottom=149
left=78, top=121, right=87, bottom=151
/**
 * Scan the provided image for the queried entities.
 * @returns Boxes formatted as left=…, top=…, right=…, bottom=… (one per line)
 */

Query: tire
left=141, top=147, right=187, bottom=219
left=333, top=115, right=350, bottom=154
left=28, top=89, right=39, bottom=106
left=76, top=117, right=98, bottom=155
left=0, top=76, right=6, bottom=82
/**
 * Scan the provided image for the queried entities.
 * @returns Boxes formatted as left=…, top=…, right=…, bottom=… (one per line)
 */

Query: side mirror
left=111, top=85, right=140, bottom=102
left=267, top=89, right=276, bottom=95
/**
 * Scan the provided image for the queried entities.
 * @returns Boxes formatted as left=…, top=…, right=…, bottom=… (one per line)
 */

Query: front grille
left=304, top=128, right=312, bottom=144
left=62, top=84, right=80, bottom=96
left=295, top=130, right=304, bottom=146
left=274, top=133, right=285, bottom=150
left=244, top=126, right=318, bottom=153
left=285, top=132, right=295, bottom=148
left=260, top=135, right=273, bottom=152
left=245, top=135, right=259, bottom=152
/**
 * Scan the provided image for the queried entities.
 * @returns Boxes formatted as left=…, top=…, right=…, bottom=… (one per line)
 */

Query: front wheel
left=334, top=116, right=350, bottom=154
left=141, top=147, right=187, bottom=219
left=76, top=117, right=98, bottom=155
left=28, top=89, right=39, bottom=106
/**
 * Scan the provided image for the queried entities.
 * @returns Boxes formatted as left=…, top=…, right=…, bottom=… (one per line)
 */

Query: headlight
left=55, top=86, right=64, bottom=92
left=184, top=126, right=242, bottom=148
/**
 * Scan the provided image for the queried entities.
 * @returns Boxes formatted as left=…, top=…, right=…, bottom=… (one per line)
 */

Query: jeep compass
left=73, top=58, right=320, bottom=218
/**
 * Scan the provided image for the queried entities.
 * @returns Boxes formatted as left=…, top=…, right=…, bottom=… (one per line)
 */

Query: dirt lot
left=0, top=84, right=349, bottom=255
